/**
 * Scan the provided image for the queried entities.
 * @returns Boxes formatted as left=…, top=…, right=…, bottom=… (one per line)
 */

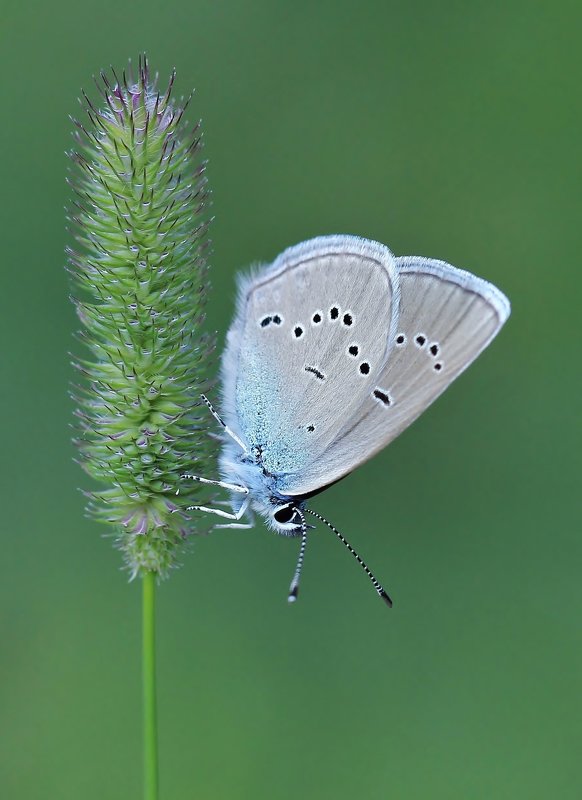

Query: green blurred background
left=1, top=1, right=580, bottom=798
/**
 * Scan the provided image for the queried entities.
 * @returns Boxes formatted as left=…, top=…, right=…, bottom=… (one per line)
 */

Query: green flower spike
left=68, top=57, right=214, bottom=579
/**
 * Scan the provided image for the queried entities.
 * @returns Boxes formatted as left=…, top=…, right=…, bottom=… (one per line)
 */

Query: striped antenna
left=304, top=508, right=392, bottom=607
left=288, top=508, right=308, bottom=603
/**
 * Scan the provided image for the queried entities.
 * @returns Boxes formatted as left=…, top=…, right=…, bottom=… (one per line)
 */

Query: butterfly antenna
left=288, top=508, right=308, bottom=604
left=304, top=508, right=393, bottom=607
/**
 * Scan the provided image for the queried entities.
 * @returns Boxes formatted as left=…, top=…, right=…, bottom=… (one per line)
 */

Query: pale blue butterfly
left=183, top=235, right=510, bottom=605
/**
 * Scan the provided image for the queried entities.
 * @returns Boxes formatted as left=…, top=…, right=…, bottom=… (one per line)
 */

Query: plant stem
left=143, top=571, right=158, bottom=800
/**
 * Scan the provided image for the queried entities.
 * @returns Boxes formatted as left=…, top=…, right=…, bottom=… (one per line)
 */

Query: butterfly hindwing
left=282, top=255, right=510, bottom=496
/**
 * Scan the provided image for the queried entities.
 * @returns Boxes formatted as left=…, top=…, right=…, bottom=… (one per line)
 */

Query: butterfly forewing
left=283, top=256, right=510, bottom=496
left=226, top=236, right=400, bottom=479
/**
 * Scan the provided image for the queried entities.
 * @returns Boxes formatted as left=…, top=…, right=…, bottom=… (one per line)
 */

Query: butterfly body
left=186, top=235, right=510, bottom=602
left=218, top=441, right=308, bottom=535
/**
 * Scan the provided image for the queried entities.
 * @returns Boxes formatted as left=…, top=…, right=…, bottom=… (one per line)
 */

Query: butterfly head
left=270, top=502, right=305, bottom=536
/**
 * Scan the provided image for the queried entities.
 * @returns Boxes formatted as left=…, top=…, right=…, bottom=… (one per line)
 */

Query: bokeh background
left=1, top=1, right=580, bottom=798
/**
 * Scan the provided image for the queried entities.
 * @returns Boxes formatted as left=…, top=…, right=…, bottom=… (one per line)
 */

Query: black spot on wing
left=373, top=389, right=392, bottom=406
left=305, top=365, right=325, bottom=380
left=260, top=314, right=282, bottom=327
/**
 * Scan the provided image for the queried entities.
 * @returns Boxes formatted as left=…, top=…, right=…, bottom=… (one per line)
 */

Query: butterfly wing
left=282, top=255, right=510, bottom=496
left=220, top=235, right=400, bottom=480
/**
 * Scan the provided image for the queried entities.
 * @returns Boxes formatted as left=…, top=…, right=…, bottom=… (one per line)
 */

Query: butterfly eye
left=273, top=505, right=300, bottom=526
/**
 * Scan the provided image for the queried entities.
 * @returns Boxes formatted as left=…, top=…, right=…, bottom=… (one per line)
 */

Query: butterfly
left=182, top=235, right=510, bottom=605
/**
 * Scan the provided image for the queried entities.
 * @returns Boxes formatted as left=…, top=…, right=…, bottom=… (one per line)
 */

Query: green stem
left=143, top=571, right=158, bottom=800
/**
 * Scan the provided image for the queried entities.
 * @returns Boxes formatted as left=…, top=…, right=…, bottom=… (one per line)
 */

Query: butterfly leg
left=186, top=495, right=250, bottom=521
left=200, top=394, right=248, bottom=454
left=213, top=503, right=255, bottom=530
left=181, top=474, right=249, bottom=494
left=214, top=521, right=254, bottom=530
